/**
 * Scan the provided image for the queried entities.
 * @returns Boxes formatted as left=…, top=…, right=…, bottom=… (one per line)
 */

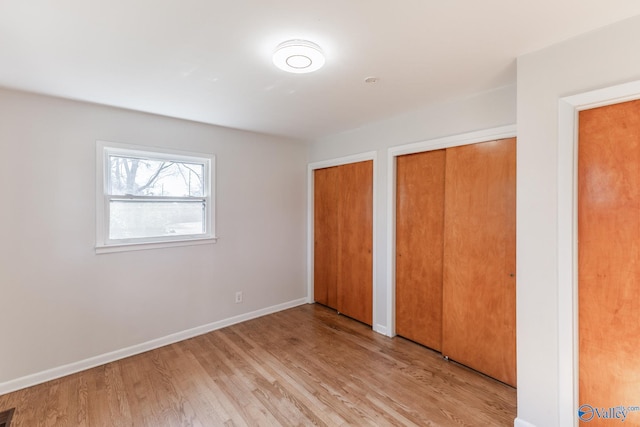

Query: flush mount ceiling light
left=272, top=40, right=325, bottom=74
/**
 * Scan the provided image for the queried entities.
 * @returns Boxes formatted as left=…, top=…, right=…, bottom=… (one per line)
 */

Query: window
left=96, top=141, right=216, bottom=253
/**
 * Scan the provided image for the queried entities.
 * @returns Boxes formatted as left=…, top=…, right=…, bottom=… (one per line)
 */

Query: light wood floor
left=0, top=304, right=516, bottom=426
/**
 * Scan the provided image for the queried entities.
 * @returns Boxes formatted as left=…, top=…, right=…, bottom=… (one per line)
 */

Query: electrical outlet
left=235, top=291, right=243, bottom=303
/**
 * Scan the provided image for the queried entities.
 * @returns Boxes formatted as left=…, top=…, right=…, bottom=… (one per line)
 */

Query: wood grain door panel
left=396, top=150, right=446, bottom=350
left=314, top=161, right=373, bottom=325
left=337, top=160, right=373, bottom=325
left=578, top=100, right=640, bottom=417
left=442, top=138, right=517, bottom=387
left=314, top=166, right=340, bottom=308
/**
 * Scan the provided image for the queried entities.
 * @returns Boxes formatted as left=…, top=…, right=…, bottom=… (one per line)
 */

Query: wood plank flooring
left=0, top=304, right=516, bottom=426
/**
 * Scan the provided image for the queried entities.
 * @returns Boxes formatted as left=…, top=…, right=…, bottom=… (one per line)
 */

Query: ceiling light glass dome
left=272, top=40, right=325, bottom=74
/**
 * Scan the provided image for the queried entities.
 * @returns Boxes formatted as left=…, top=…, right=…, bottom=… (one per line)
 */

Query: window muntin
left=97, top=142, right=215, bottom=251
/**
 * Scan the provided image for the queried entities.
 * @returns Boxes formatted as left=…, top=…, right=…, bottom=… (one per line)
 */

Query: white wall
left=309, top=84, right=516, bottom=334
left=516, top=15, right=640, bottom=427
left=0, top=88, right=308, bottom=391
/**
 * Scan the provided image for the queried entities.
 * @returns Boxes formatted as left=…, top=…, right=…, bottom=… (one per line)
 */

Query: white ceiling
left=2, top=1, right=640, bottom=141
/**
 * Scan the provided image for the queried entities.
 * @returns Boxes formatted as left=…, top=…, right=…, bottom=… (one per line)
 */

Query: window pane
left=108, top=155, right=204, bottom=197
left=109, top=200, right=205, bottom=240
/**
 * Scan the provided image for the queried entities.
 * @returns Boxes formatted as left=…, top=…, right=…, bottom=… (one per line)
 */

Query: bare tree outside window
left=108, top=156, right=204, bottom=197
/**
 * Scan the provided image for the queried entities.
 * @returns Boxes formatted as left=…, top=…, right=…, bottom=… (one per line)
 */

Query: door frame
left=307, top=151, right=378, bottom=330
left=386, top=125, right=517, bottom=337
left=558, top=79, right=640, bottom=427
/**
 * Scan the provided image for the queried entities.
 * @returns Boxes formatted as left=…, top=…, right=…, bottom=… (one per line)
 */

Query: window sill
left=96, top=236, right=218, bottom=254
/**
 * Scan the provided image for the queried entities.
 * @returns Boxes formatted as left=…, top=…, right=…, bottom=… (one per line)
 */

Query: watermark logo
left=578, top=404, right=640, bottom=422
left=578, top=405, right=595, bottom=422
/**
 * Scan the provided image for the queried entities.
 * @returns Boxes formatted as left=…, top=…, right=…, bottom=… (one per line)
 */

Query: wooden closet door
left=578, top=100, right=640, bottom=417
left=337, top=160, right=373, bottom=325
left=442, top=138, right=516, bottom=387
left=313, top=166, right=340, bottom=308
left=396, top=150, right=446, bottom=350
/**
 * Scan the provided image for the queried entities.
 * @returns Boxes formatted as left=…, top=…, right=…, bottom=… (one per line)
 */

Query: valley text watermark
left=578, top=404, right=640, bottom=422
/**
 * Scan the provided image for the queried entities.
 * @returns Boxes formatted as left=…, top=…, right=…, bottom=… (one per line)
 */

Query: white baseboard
left=0, top=298, right=308, bottom=396
left=514, top=417, right=536, bottom=427
left=373, top=323, right=389, bottom=336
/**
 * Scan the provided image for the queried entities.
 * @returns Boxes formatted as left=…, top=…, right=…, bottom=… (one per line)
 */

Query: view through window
left=97, top=142, right=215, bottom=251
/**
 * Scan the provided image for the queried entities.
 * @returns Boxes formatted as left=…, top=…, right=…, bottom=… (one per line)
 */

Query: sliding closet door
left=314, top=166, right=340, bottom=308
left=578, top=100, right=640, bottom=414
left=396, top=150, right=446, bottom=350
left=313, top=160, right=373, bottom=326
left=442, top=138, right=516, bottom=387
left=337, top=160, right=373, bottom=325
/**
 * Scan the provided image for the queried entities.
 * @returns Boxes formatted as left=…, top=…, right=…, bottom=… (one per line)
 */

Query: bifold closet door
left=578, top=100, right=640, bottom=413
left=313, top=160, right=373, bottom=326
left=441, top=138, right=517, bottom=387
left=396, top=150, right=446, bottom=351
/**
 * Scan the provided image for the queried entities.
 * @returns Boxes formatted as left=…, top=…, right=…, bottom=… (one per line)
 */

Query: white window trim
left=96, top=140, right=218, bottom=254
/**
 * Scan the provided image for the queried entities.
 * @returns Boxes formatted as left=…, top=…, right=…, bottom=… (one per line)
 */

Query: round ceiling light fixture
left=272, top=39, right=325, bottom=74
